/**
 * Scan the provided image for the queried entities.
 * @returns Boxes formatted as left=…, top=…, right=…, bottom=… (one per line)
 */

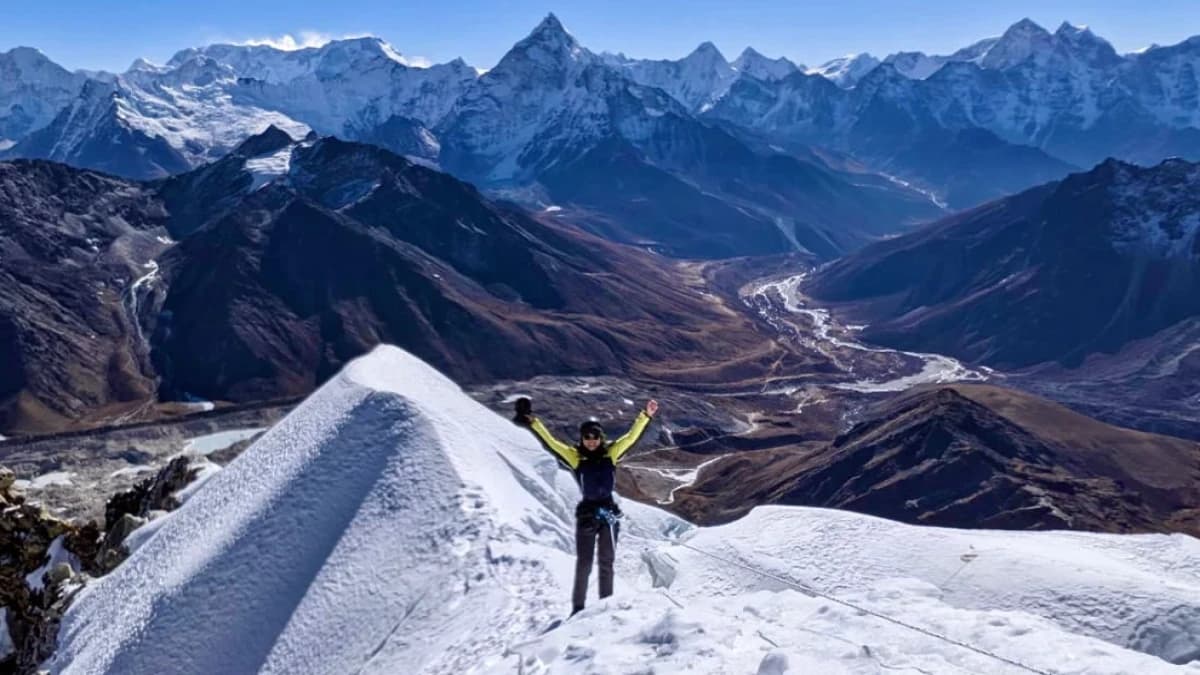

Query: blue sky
left=4, top=0, right=1198, bottom=72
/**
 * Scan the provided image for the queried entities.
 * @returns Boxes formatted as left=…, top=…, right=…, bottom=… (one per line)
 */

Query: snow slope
left=808, top=53, right=882, bottom=87
left=47, top=346, right=1200, bottom=673
left=0, top=47, right=88, bottom=141
left=170, top=38, right=478, bottom=133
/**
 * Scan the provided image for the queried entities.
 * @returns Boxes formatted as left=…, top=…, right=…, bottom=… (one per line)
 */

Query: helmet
left=579, top=420, right=605, bottom=440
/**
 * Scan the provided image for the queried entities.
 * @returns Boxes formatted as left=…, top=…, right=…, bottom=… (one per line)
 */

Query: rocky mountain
left=1013, top=317, right=1200, bottom=441
left=0, top=160, right=169, bottom=434
left=0, top=37, right=474, bottom=180
left=709, top=61, right=1079, bottom=209
left=806, top=157, right=1200, bottom=369
left=679, top=384, right=1200, bottom=536
left=7, top=17, right=1196, bottom=244
left=1, top=18, right=942, bottom=258
left=0, top=131, right=790, bottom=434
left=789, top=385, right=1200, bottom=534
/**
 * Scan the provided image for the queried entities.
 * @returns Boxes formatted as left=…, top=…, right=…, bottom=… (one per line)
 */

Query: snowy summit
left=45, top=345, right=1200, bottom=673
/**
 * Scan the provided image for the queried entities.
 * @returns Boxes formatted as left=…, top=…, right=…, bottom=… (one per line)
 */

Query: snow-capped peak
left=1053, top=20, right=1122, bottom=66
left=808, top=52, right=881, bottom=87
left=125, top=57, right=166, bottom=74
left=1055, top=21, right=1091, bottom=37
left=980, top=18, right=1055, bottom=69
left=523, top=12, right=579, bottom=51
left=2, top=46, right=58, bottom=73
left=498, top=12, right=589, bottom=72
left=165, top=36, right=432, bottom=85
left=732, top=47, right=801, bottom=81
left=594, top=39, right=737, bottom=111
left=156, top=55, right=236, bottom=87
left=882, top=51, right=947, bottom=80
left=686, top=41, right=728, bottom=65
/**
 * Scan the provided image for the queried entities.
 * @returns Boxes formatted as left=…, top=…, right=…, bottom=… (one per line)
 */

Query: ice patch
left=181, top=428, right=267, bottom=456
left=244, top=146, right=293, bottom=191
left=25, top=536, right=79, bottom=592
left=109, top=466, right=155, bottom=479
left=25, top=471, right=75, bottom=489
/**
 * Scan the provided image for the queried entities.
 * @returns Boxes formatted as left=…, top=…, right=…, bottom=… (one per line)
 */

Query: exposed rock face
left=146, top=134, right=781, bottom=403
left=1, top=133, right=785, bottom=435
left=104, top=456, right=194, bottom=529
left=1, top=472, right=87, bottom=675
left=806, top=158, right=1200, bottom=370
left=0, top=457, right=206, bottom=674
left=0, top=160, right=170, bottom=434
left=675, top=385, right=1200, bottom=536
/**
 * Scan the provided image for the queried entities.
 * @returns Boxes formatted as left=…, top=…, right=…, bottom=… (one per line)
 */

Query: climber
left=513, top=396, right=658, bottom=615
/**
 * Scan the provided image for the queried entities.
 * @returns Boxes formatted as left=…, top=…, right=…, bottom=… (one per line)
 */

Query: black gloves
left=512, top=396, right=533, bottom=426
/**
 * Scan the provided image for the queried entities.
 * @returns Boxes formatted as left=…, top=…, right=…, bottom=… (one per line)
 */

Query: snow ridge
left=46, top=345, right=1200, bottom=673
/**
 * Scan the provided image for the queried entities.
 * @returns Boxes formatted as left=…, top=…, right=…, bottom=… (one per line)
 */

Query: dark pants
left=572, top=516, right=618, bottom=612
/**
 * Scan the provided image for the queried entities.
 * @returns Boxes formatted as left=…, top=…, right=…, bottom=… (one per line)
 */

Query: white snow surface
left=181, top=427, right=268, bottom=456
left=808, top=53, right=882, bottom=87
left=0, top=47, right=89, bottom=140
left=23, top=471, right=75, bottom=490
left=169, top=38, right=478, bottom=134
left=243, top=146, right=293, bottom=191
left=26, top=536, right=80, bottom=592
left=604, top=41, right=740, bottom=112
left=732, top=47, right=802, bottom=82
left=48, top=345, right=1200, bottom=673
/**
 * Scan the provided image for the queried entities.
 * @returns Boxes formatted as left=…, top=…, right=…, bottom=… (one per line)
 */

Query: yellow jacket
left=528, top=411, right=652, bottom=469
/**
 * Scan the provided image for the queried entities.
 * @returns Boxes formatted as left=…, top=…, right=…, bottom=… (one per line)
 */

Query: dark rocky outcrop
left=0, top=160, right=170, bottom=434
left=0, top=458, right=206, bottom=674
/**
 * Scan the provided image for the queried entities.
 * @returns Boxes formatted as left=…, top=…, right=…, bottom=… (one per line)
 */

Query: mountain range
left=0, top=129, right=797, bottom=435
left=5, top=16, right=1200, bottom=256
left=676, top=383, right=1200, bottom=536
left=807, top=156, right=1200, bottom=369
